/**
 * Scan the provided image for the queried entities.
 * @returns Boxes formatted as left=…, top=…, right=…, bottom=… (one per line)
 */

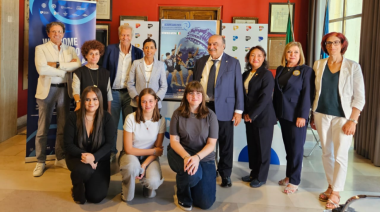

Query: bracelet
left=153, top=148, right=156, bottom=156
left=348, top=119, right=358, bottom=124
left=196, top=154, right=201, bottom=161
left=183, top=154, right=190, bottom=160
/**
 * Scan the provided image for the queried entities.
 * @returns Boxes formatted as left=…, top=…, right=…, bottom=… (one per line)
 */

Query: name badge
left=293, top=70, right=300, bottom=76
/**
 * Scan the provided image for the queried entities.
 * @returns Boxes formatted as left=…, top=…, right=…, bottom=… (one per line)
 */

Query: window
left=329, top=0, right=362, bottom=62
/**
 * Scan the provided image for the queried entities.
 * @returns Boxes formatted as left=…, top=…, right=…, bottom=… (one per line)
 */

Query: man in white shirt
left=33, top=22, right=81, bottom=177
left=102, top=25, right=144, bottom=161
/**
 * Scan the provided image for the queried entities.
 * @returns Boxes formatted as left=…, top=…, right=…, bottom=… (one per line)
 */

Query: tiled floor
left=0, top=129, right=379, bottom=211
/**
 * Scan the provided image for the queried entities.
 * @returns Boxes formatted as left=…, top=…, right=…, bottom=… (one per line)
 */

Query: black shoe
left=242, top=175, right=255, bottom=182
left=221, top=177, right=232, bottom=187
left=178, top=200, right=192, bottom=211
left=250, top=179, right=265, bottom=188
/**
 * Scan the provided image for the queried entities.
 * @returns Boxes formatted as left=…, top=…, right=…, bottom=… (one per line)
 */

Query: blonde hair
left=281, top=42, right=305, bottom=67
left=118, top=24, right=134, bottom=36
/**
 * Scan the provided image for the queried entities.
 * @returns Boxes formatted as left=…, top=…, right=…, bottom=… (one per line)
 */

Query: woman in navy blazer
left=273, top=42, right=315, bottom=194
left=241, top=46, right=277, bottom=188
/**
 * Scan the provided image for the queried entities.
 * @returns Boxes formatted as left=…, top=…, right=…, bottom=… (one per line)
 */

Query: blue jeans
left=167, top=148, right=216, bottom=209
left=110, top=90, right=133, bottom=154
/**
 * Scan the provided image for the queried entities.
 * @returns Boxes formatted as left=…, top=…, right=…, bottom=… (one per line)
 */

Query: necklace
left=143, top=119, right=152, bottom=130
left=87, top=66, right=98, bottom=87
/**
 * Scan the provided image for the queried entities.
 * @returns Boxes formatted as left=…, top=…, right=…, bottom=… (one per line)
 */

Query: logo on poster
left=148, top=24, right=153, bottom=29
left=245, top=47, right=250, bottom=52
left=41, top=3, right=46, bottom=8
left=135, top=44, right=141, bottom=48
left=232, top=46, right=238, bottom=51
left=246, top=26, right=251, bottom=31
left=136, top=23, right=141, bottom=28
left=233, top=36, right=238, bottom=41
left=222, top=26, right=226, bottom=30
left=246, top=36, right=251, bottom=41
left=222, top=35, right=226, bottom=39
left=259, top=26, right=264, bottom=31
left=182, top=21, right=191, bottom=30
left=135, top=33, right=140, bottom=38
left=233, top=26, right=239, bottom=30
left=258, top=36, right=263, bottom=42
left=52, top=4, right=56, bottom=9
left=147, top=34, right=152, bottom=38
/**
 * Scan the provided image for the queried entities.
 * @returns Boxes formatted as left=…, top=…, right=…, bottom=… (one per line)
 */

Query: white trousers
left=313, top=112, right=353, bottom=191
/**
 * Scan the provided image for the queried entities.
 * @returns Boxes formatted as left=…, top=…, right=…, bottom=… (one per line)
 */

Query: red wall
left=17, top=0, right=309, bottom=117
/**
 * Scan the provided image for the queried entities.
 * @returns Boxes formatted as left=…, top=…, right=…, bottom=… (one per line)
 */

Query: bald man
left=193, top=35, right=244, bottom=187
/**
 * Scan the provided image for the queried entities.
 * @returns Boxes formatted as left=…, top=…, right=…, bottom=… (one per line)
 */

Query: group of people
left=32, top=21, right=365, bottom=211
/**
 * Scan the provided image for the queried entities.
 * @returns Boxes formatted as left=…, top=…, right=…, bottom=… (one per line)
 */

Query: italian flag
left=177, top=32, right=181, bottom=35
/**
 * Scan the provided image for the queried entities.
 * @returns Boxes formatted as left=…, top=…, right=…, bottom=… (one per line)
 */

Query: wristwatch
left=348, top=119, right=358, bottom=124
left=75, top=99, right=81, bottom=103
left=56, top=62, right=60, bottom=68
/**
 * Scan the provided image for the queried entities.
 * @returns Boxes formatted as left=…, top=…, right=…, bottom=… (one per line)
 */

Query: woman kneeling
left=64, top=86, right=116, bottom=204
left=168, top=81, right=218, bottom=211
left=119, top=88, right=165, bottom=201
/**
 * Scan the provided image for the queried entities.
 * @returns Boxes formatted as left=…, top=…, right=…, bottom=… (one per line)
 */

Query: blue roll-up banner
left=26, top=0, right=96, bottom=160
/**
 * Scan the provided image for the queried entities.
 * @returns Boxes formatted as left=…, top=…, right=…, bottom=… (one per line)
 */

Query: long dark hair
left=245, top=45, right=268, bottom=70
left=135, top=88, right=161, bottom=123
left=76, top=86, right=104, bottom=151
left=177, top=81, right=209, bottom=119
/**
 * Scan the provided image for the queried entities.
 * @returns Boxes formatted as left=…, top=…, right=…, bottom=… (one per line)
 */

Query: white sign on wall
left=222, top=23, right=268, bottom=72
left=120, top=20, right=160, bottom=60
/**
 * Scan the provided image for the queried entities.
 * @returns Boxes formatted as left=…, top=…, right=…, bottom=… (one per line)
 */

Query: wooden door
left=159, top=6, right=221, bottom=20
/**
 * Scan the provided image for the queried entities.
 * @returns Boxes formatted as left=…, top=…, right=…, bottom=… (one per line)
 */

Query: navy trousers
left=245, top=122, right=274, bottom=182
left=167, top=148, right=216, bottom=209
left=279, top=118, right=307, bottom=185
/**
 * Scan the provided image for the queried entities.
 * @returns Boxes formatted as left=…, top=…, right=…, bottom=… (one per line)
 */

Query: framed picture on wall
left=267, top=37, right=286, bottom=69
left=232, top=17, right=259, bottom=24
left=269, top=3, right=295, bottom=34
left=96, top=24, right=110, bottom=46
left=120, top=16, right=148, bottom=23
left=93, top=0, right=112, bottom=21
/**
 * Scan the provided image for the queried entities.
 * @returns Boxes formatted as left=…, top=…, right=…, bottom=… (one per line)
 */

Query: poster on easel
left=26, top=0, right=96, bottom=161
left=159, top=19, right=221, bottom=96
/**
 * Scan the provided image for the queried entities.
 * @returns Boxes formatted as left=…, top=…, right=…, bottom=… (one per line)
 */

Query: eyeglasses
left=325, top=41, right=341, bottom=46
left=50, top=30, right=63, bottom=34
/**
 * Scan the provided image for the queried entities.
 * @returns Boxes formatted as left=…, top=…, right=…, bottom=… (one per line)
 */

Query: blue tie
left=207, top=60, right=218, bottom=99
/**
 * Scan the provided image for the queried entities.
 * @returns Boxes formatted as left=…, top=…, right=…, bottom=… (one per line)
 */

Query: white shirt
left=49, top=41, right=66, bottom=84
left=112, top=44, right=132, bottom=89
left=144, top=60, right=153, bottom=87
left=123, top=112, right=166, bottom=149
left=200, top=53, right=243, bottom=114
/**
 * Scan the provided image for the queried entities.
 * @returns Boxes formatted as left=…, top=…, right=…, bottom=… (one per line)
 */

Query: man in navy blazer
left=102, top=25, right=143, bottom=160
left=193, top=35, right=244, bottom=187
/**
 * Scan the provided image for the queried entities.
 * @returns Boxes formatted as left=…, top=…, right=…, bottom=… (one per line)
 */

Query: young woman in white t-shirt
left=119, top=88, right=166, bottom=202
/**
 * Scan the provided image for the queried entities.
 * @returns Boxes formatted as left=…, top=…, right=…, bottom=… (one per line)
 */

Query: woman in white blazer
left=310, top=32, right=365, bottom=210
left=127, top=38, right=168, bottom=111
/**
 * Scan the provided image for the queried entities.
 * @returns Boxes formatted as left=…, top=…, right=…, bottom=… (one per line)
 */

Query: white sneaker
left=33, top=163, right=46, bottom=177
left=55, top=159, right=67, bottom=169
left=178, top=200, right=192, bottom=211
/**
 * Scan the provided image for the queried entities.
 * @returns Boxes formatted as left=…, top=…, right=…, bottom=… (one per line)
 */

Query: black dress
left=74, top=66, right=110, bottom=110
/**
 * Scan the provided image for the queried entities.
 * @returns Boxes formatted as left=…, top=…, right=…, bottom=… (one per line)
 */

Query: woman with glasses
left=310, top=32, right=365, bottom=210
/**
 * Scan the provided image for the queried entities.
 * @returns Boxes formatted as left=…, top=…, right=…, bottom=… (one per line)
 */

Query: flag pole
left=321, top=0, right=329, bottom=59
left=287, top=0, right=295, bottom=42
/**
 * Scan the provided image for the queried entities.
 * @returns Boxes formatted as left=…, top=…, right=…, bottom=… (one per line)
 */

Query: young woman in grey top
left=167, top=81, right=218, bottom=211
